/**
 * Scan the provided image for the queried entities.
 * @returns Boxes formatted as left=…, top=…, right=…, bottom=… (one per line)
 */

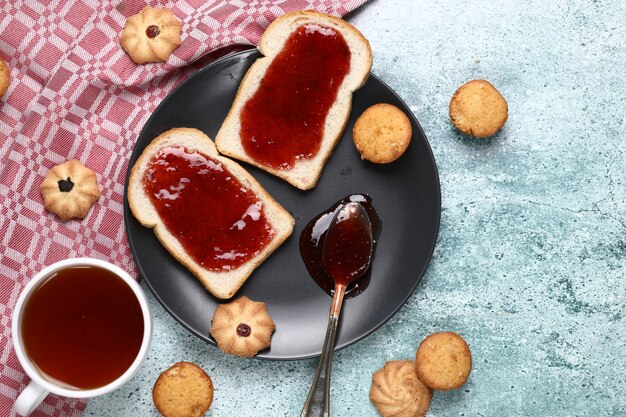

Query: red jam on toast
left=143, top=146, right=275, bottom=271
left=240, top=24, right=351, bottom=170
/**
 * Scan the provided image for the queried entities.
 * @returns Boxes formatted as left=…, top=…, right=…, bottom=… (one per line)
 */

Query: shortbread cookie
left=449, top=79, right=508, bottom=137
left=415, top=331, right=472, bottom=391
left=153, top=362, right=214, bottom=417
left=210, top=296, right=275, bottom=357
left=0, top=57, right=10, bottom=97
left=370, top=360, right=432, bottom=417
left=40, top=159, right=100, bottom=221
left=120, top=7, right=182, bottom=64
left=353, top=103, right=412, bottom=163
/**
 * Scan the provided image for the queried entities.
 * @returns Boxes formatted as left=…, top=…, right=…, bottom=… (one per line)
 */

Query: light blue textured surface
left=86, top=1, right=626, bottom=416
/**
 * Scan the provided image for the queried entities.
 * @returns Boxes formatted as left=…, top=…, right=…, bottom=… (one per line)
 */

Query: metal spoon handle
left=301, top=284, right=346, bottom=417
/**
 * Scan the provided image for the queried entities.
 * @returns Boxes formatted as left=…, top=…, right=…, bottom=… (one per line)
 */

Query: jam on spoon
left=301, top=200, right=376, bottom=417
left=300, top=194, right=382, bottom=298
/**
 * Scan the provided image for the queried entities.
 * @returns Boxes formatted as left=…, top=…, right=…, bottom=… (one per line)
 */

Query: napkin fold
left=0, top=1, right=368, bottom=415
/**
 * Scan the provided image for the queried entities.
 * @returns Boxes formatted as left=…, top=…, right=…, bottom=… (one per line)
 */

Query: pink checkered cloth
left=0, top=1, right=368, bottom=416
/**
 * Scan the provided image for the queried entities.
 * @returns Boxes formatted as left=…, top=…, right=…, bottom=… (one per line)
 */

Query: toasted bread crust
left=258, top=10, right=372, bottom=61
left=128, top=127, right=294, bottom=299
left=215, top=11, right=372, bottom=190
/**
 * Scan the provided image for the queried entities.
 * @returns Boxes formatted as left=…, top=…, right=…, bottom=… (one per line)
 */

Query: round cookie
left=415, top=331, right=472, bottom=391
left=153, top=362, right=213, bottom=417
left=449, top=79, right=508, bottom=137
left=210, top=296, right=276, bottom=357
left=370, top=360, right=432, bottom=417
left=40, top=159, right=100, bottom=221
left=353, top=103, right=412, bottom=163
left=0, top=57, right=10, bottom=98
left=120, top=7, right=182, bottom=64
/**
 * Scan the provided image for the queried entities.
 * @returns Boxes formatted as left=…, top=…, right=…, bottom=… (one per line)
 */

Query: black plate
left=124, top=49, right=441, bottom=360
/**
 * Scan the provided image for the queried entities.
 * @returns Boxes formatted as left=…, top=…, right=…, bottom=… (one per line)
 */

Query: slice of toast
left=215, top=11, right=372, bottom=190
left=128, top=128, right=294, bottom=299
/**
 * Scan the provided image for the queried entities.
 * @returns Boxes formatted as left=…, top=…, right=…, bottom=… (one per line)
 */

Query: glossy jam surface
left=21, top=266, right=144, bottom=390
left=322, top=203, right=373, bottom=286
left=300, top=194, right=382, bottom=297
left=240, top=24, right=351, bottom=170
left=143, top=146, right=275, bottom=271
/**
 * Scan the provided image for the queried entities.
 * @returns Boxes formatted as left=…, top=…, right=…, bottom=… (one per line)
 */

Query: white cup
left=11, top=258, right=152, bottom=416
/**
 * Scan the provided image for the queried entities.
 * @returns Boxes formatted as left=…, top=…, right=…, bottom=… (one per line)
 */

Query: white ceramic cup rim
left=11, top=258, right=152, bottom=399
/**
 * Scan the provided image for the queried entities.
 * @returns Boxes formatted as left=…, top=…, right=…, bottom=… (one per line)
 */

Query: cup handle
left=14, top=381, right=48, bottom=416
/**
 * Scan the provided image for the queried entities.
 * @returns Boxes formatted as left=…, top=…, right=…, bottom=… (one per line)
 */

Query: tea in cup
left=12, top=258, right=152, bottom=416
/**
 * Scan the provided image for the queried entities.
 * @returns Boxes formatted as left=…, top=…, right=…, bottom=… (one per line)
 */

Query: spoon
left=301, top=202, right=374, bottom=417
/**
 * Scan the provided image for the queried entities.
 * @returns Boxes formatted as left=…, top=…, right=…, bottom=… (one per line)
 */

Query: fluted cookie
left=0, top=57, right=10, bottom=98
left=449, top=79, right=508, bottom=137
left=40, top=159, right=100, bottom=221
left=153, top=362, right=214, bottom=417
left=415, top=331, right=472, bottom=391
left=370, top=360, right=432, bottom=417
left=120, top=7, right=182, bottom=64
left=353, top=103, right=412, bottom=163
left=210, top=296, right=275, bottom=357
